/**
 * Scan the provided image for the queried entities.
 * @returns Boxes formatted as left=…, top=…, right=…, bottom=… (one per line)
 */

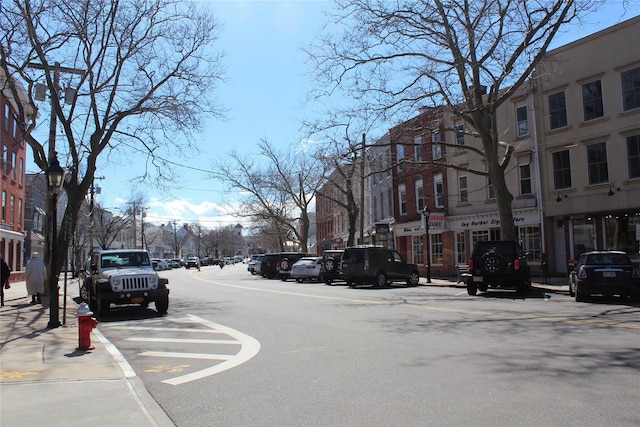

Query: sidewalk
left=0, top=279, right=175, bottom=427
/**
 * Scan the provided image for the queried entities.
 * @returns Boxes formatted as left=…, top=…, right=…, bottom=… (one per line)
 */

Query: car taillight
left=468, top=259, right=473, bottom=270
left=633, top=268, right=640, bottom=279
left=276, top=261, right=281, bottom=269
left=514, top=259, right=520, bottom=270
left=578, top=266, right=587, bottom=279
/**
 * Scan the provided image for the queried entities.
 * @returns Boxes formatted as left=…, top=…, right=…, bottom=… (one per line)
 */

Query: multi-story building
left=1, top=70, right=32, bottom=277
left=368, top=132, right=395, bottom=248
left=316, top=150, right=372, bottom=253
left=315, top=17, right=639, bottom=279
left=535, top=15, right=640, bottom=274
left=444, top=83, right=544, bottom=276
left=390, top=107, right=449, bottom=273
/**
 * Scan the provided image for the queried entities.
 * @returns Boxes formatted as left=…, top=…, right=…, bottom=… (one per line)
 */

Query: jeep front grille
left=121, top=276, right=150, bottom=290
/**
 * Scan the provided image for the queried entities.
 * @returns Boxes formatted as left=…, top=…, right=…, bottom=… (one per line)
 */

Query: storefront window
left=518, top=226, right=541, bottom=262
left=604, top=214, right=640, bottom=258
left=431, top=233, right=443, bottom=265
left=572, top=218, right=595, bottom=258
left=455, top=232, right=466, bottom=264
left=412, top=235, right=423, bottom=265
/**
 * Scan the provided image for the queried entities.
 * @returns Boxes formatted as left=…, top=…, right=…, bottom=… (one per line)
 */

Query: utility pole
left=172, top=220, right=179, bottom=258
left=360, top=133, right=366, bottom=244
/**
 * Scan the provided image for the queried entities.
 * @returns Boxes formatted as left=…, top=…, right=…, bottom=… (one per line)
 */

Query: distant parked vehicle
left=247, top=254, right=263, bottom=275
left=290, top=257, right=323, bottom=282
left=341, top=246, right=420, bottom=288
left=320, top=250, right=345, bottom=285
left=152, top=258, right=169, bottom=271
left=569, top=250, right=640, bottom=302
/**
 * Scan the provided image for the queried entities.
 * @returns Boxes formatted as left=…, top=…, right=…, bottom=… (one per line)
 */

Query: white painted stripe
left=111, top=326, right=225, bottom=333
left=161, top=315, right=261, bottom=386
left=139, top=351, right=233, bottom=360
left=129, top=337, right=240, bottom=345
left=93, top=328, right=137, bottom=379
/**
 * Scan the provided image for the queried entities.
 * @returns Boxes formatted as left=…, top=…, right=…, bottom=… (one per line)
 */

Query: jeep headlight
left=112, top=277, right=122, bottom=291
left=149, top=275, right=158, bottom=289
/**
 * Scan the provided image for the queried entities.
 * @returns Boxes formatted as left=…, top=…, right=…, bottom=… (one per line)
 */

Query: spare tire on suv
left=466, top=241, right=531, bottom=296
left=320, top=250, right=344, bottom=285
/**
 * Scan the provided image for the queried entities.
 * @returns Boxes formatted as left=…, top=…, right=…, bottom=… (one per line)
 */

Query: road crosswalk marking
left=112, top=314, right=260, bottom=385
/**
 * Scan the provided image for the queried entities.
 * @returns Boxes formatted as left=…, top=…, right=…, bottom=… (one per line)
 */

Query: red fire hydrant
left=77, top=303, right=98, bottom=351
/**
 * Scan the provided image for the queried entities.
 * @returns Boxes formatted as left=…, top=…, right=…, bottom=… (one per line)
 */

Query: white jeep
left=80, top=249, right=169, bottom=316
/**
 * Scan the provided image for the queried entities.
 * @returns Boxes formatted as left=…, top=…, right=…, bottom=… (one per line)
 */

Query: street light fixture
left=45, top=152, right=64, bottom=329
left=421, top=206, right=432, bottom=283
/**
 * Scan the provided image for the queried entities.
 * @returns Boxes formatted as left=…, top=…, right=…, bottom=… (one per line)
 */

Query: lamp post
left=421, top=206, right=432, bottom=283
left=46, top=152, right=64, bottom=329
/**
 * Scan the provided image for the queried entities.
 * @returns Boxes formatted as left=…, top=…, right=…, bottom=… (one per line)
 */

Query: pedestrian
left=25, top=252, right=46, bottom=305
left=1, top=253, right=10, bottom=307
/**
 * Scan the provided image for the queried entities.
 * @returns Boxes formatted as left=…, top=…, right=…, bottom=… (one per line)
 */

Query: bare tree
left=211, top=139, right=325, bottom=253
left=308, top=0, right=602, bottom=240
left=1, top=0, right=225, bottom=275
left=93, top=207, right=130, bottom=250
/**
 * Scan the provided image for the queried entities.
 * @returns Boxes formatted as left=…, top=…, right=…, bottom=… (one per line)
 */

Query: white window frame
left=516, top=105, right=528, bottom=137
left=434, top=173, right=444, bottom=208
left=398, top=184, right=407, bottom=215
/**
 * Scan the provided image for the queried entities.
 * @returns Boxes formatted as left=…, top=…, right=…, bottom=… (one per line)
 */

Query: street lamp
left=46, top=152, right=64, bottom=329
left=421, top=206, right=432, bottom=283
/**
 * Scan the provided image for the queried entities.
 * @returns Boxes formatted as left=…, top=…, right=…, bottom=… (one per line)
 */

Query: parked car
left=247, top=254, right=263, bottom=275
left=466, top=240, right=531, bottom=296
left=253, top=255, right=264, bottom=276
left=340, top=246, right=420, bottom=288
left=151, top=258, right=169, bottom=271
left=290, top=257, right=323, bottom=282
left=569, top=250, right=640, bottom=302
left=259, top=252, right=311, bottom=279
left=185, top=256, right=200, bottom=269
left=320, top=249, right=344, bottom=285
left=279, top=253, right=313, bottom=281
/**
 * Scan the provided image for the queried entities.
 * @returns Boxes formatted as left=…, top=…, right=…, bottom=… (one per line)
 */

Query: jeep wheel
left=155, top=297, right=169, bottom=314
left=407, top=271, right=420, bottom=287
left=325, top=278, right=333, bottom=286
left=374, top=272, right=387, bottom=288
left=466, top=280, right=478, bottom=296
left=280, top=258, right=290, bottom=271
left=324, top=257, right=336, bottom=273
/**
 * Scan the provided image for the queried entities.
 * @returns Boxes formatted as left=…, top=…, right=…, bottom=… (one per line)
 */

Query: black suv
left=320, top=250, right=344, bottom=285
left=259, top=252, right=311, bottom=279
left=340, top=246, right=420, bottom=288
left=466, top=240, right=531, bottom=295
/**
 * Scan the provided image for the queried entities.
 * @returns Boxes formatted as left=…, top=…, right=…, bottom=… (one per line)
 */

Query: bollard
left=76, top=303, right=98, bottom=351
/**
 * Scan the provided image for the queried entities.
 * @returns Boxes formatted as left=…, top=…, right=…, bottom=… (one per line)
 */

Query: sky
left=26, top=0, right=639, bottom=230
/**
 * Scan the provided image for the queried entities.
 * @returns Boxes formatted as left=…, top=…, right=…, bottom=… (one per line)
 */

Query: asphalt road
left=96, top=263, right=640, bottom=427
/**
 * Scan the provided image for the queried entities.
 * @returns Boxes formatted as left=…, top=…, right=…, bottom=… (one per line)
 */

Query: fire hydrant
left=77, top=303, right=98, bottom=351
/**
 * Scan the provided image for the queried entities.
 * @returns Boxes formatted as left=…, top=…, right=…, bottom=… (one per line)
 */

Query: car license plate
left=602, top=271, right=616, bottom=278
left=473, top=276, right=483, bottom=282
left=132, top=297, right=144, bottom=303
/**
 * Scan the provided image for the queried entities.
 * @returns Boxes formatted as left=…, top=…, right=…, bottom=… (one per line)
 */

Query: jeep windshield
left=101, top=252, right=151, bottom=268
